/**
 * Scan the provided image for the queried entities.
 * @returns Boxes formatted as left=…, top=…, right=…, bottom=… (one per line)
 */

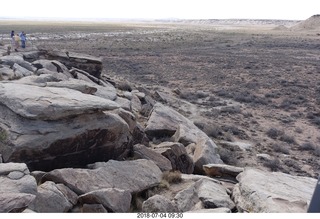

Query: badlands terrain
left=0, top=15, right=320, bottom=213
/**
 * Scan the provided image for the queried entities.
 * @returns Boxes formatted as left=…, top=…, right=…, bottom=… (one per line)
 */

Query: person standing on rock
left=10, top=30, right=15, bottom=48
left=14, top=33, right=20, bottom=52
left=20, top=31, right=26, bottom=48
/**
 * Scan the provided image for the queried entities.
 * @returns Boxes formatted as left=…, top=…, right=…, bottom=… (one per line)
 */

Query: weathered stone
left=22, top=51, right=41, bottom=62
left=47, top=78, right=117, bottom=100
left=153, top=142, right=194, bottom=174
left=0, top=65, right=15, bottom=80
left=142, top=195, right=180, bottom=213
left=0, top=193, right=36, bottom=213
left=29, top=181, right=73, bottom=213
left=0, top=55, right=36, bottom=73
left=197, top=179, right=235, bottom=210
left=36, top=68, right=71, bottom=80
left=56, top=184, right=78, bottom=206
left=0, top=174, right=37, bottom=195
left=115, top=96, right=132, bottom=111
left=0, top=163, right=37, bottom=213
left=132, top=123, right=150, bottom=146
left=131, top=93, right=142, bottom=113
left=0, top=163, right=29, bottom=175
left=16, top=74, right=61, bottom=86
left=133, top=144, right=172, bottom=172
left=232, top=168, right=317, bottom=213
left=114, top=108, right=137, bottom=131
left=79, top=188, right=131, bottom=213
left=174, top=178, right=234, bottom=212
left=12, top=63, right=35, bottom=76
left=42, top=159, right=162, bottom=194
left=0, top=83, right=119, bottom=120
left=32, top=59, right=63, bottom=73
left=145, top=103, right=222, bottom=174
left=203, top=164, right=244, bottom=178
left=0, top=102, right=131, bottom=171
left=45, top=50, right=103, bottom=78
left=82, top=204, right=108, bottom=213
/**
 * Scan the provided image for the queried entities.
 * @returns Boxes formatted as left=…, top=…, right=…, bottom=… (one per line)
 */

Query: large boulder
left=45, top=50, right=103, bottom=78
left=46, top=78, right=117, bottom=101
left=42, top=159, right=162, bottom=195
left=133, top=144, right=172, bottom=172
left=0, top=83, right=119, bottom=120
left=0, top=65, right=15, bottom=80
left=232, top=168, right=318, bottom=213
left=0, top=83, right=131, bottom=171
left=28, top=181, right=73, bottom=213
left=174, top=178, right=235, bottom=212
left=0, top=55, right=36, bottom=72
left=78, top=188, right=132, bottom=213
left=142, top=195, right=179, bottom=213
left=203, top=164, right=244, bottom=179
left=145, top=103, right=223, bottom=174
left=153, top=142, right=194, bottom=174
left=0, top=163, right=37, bottom=212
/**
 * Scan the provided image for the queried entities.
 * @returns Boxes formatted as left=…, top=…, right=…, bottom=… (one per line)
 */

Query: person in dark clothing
left=10, top=30, right=15, bottom=48
left=20, top=31, right=26, bottom=48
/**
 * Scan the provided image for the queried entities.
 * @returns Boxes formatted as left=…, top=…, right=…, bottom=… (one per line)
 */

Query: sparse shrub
left=314, top=146, right=320, bottom=157
left=263, top=158, right=281, bottom=172
left=224, top=132, right=234, bottom=142
left=116, top=81, right=132, bottom=91
left=311, top=117, right=320, bottom=127
left=272, top=143, right=290, bottom=154
left=161, top=171, right=182, bottom=184
left=216, top=89, right=233, bottom=98
left=283, top=159, right=300, bottom=170
left=158, top=179, right=170, bottom=189
left=220, top=106, right=242, bottom=114
left=216, top=147, right=238, bottom=166
left=223, top=125, right=241, bottom=136
left=196, top=91, right=209, bottom=98
left=194, top=121, right=221, bottom=138
left=179, top=91, right=196, bottom=100
left=300, top=142, right=315, bottom=151
left=266, top=127, right=282, bottom=139
left=295, top=127, right=303, bottom=134
left=279, top=134, right=296, bottom=144
left=205, top=125, right=221, bottom=138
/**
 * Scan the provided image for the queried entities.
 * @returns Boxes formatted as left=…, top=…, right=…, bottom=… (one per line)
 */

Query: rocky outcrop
left=44, top=50, right=103, bottom=78
left=153, top=142, right=194, bottom=174
left=145, top=103, right=223, bottom=174
left=28, top=181, right=73, bottom=212
left=232, top=168, right=317, bottom=213
left=174, top=178, right=235, bottom=212
left=0, top=102, right=131, bottom=171
left=142, top=195, right=179, bottom=213
left=78, top=188, right=132, bottom=213
left=133, top=144, right=172, bottom=172
left=42, top=159, right=162, bottom=194
left=203, top=164, right=244, bottom=179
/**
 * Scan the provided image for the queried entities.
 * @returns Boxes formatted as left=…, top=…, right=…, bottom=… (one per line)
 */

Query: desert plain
left=1, top=17, right=319, bottom=179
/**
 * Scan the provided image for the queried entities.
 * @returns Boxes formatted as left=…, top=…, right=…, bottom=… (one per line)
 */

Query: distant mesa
left=291, top=14, right=320, bottom=31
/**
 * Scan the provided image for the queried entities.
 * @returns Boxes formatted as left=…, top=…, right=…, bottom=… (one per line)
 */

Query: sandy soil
left=1, top=20, right=319, bottom=178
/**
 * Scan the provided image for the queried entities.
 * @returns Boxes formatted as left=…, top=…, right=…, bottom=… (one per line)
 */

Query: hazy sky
left=1, top=0, right=319, bottom=20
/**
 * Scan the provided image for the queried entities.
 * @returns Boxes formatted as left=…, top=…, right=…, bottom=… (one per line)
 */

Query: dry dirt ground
left=1, top=20, right=320, bottom=178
